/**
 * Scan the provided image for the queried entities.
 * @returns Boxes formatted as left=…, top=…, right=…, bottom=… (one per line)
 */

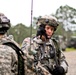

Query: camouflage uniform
left=21, top=15, right=68, bottom=75
left=0, top=13, right=19, bottom=75
left=21, top=37, right=68, bottom=75
left=0, top=35, right=18, bottom=75
left=21, top=37, right=36, bottom=75
left=33, top=37, right=68, bottom=75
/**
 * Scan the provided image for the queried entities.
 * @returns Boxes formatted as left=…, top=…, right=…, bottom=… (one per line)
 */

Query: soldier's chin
left=47, top=36, right=51, bottom=39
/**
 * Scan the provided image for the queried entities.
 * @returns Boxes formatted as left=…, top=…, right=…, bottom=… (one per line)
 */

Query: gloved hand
left=36, top=25, right=47, bottom=39
left=52, top=66, right=65, bottom=75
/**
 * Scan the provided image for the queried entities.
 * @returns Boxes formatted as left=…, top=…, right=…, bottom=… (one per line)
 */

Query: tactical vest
left=33, top=38, right=61, bottom=74
left=52, top=38, right=61, bottom=58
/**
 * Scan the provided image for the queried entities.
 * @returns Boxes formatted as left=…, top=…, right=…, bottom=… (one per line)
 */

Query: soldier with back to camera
left=0, top=13, right=25, bottom=75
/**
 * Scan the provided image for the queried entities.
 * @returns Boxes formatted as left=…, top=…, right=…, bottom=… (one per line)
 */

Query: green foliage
left=7, top=5, right=76, bottom=45
left=55, top=23, right=65, bottom=35
left=66, top=48, right=76, bottom=52
left=55, top=5, right=76, bottom=31
left=52, top=5, right=76, bottom=38
left=8, top=23, right=36, bottom=44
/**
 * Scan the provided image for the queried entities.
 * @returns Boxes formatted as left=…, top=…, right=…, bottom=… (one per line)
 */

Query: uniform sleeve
left=52, top=38, right=68, bottom=73
left=21, top=38, right=36, bottom=75
left=59, top=51, right=68, bottom=73
left=21, top=38, right=31, bottom=52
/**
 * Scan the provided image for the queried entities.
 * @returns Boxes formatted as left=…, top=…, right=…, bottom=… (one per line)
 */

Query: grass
left=66, top=48, right=76, bottom=52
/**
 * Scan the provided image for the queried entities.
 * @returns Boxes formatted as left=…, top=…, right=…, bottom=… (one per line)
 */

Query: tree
left=8, top=23, right=37, bottom=44
left=32, top=16, right=42, bottom=29
left=55, top=5, right=76, bottom=31
left=8, top=23, right=28, bottom=44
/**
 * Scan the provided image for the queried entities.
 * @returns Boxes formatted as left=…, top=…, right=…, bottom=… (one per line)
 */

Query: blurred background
left=0, top=0, right=76, bottom=75
left=0, top=0, right=76, bottom=50
left=8, top=4, right=76, bottom=50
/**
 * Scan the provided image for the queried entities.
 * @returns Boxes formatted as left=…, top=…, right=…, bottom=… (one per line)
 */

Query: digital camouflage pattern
left=0, top=35, right=18, bottom=75
left=21, top=37, right=68, bottom=75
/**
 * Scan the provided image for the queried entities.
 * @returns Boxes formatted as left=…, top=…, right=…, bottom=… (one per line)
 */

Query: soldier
left=21, top=15, right=68, bottom=75
left=0, top=13, right=21, bottom=75
left=21, top=37, right=35, bottom=75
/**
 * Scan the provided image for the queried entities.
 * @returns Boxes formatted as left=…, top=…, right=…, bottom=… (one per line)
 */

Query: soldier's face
left=45, top=25, right=54, bottom=38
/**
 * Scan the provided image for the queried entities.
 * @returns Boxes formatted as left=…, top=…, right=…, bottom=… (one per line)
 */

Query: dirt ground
left=64, top=51, right=76, bottom=75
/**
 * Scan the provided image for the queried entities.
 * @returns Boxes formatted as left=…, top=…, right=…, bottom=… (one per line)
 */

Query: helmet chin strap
left=47, top=36, right=51, bottom=39
left=46, top=33, right=54, bottom=39
left=40, top=35, right=52, bottom=41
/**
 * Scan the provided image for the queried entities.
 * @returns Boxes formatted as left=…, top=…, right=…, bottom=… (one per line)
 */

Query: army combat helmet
left=0, top=13, right=10, bottom=34
left=37, top=15, right=59, bottom=31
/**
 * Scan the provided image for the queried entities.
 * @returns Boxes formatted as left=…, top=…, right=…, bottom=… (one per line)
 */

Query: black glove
left=52, top=66, right=65, bottom=75
left=36, top=25, right=47, bottom=39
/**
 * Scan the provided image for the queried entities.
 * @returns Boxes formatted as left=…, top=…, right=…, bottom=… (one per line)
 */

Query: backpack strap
left=3, top=42, right=25, bottom=75
left=52, top=38, right=61, bottom=58
left=51, top=38, right=62, bottom=67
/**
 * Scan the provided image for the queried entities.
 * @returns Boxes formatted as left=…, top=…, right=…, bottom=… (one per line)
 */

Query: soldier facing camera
left=21, top=15, right=68, bottom=75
